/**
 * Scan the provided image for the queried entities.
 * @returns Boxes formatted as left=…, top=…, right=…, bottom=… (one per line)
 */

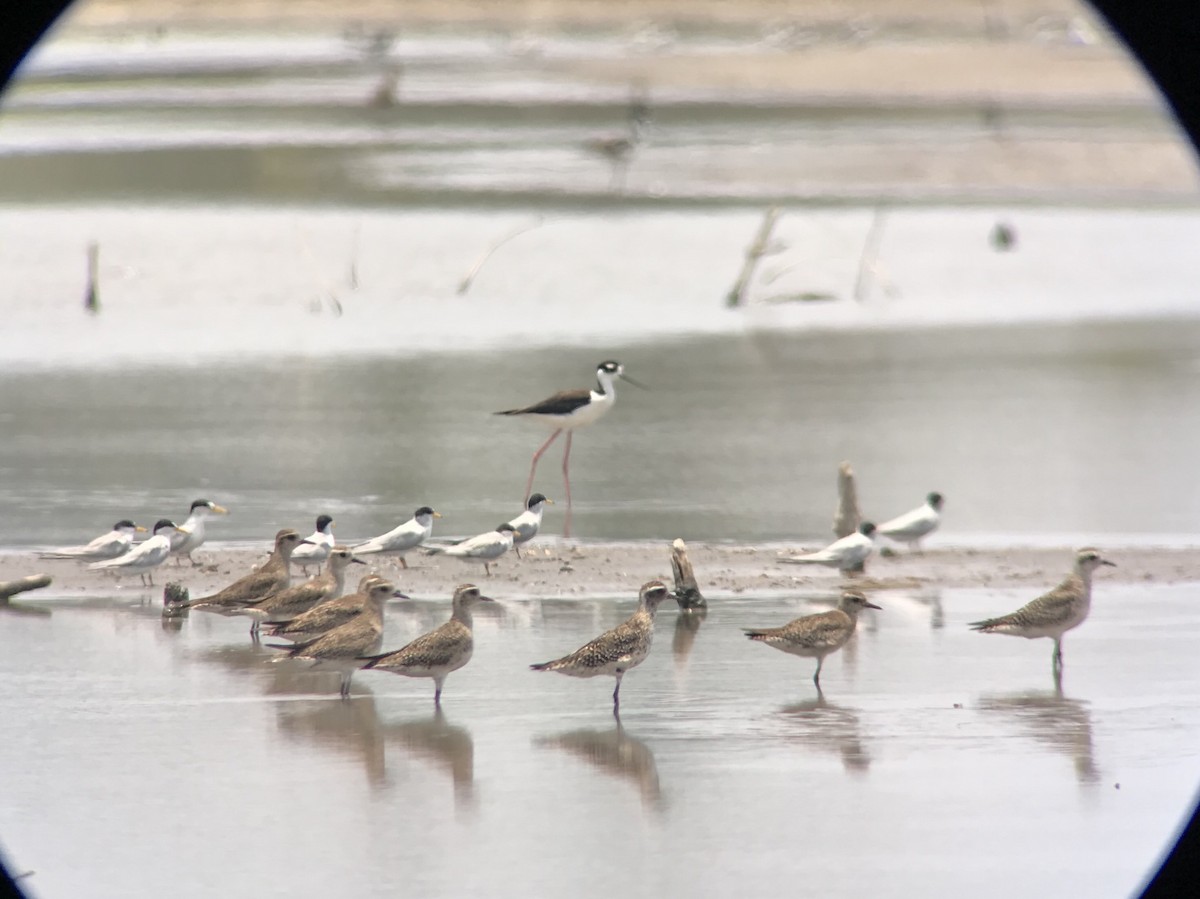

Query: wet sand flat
left=6, top=541, right=1200, bottom=600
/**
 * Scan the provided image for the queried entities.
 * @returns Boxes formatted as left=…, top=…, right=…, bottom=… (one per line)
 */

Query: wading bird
left=496, top=360, right=645, bottom=537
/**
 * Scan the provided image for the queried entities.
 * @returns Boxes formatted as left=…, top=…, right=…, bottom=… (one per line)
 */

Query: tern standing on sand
left=39, top=520, right=146, bottom=562
left=170, top=498, right=229, bottom=565
left=505, top=493, right=554, bottom=558
left=291, top=514, right=336, bottom=575
left=88, top=519, right=182, bottom=586
left=426, top=524, right=518, bottom=576
left=781, top=522, right=877, bottom=574
left=353, top=506, right=441, bottom=569
left=876, top=492, right=943, bottom=551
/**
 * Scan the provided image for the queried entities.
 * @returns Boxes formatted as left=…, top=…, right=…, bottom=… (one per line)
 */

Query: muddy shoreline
left=5, top=541, right=1194, bottom=602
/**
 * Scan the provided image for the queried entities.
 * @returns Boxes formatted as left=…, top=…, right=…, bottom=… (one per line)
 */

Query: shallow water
left=2, top=317, right=1200, bottom=548
left=0, top=582, right=1197, bottom=897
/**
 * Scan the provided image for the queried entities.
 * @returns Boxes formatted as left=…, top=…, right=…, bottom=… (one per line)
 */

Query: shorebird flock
left=32, top=360, right=1116, bottom=714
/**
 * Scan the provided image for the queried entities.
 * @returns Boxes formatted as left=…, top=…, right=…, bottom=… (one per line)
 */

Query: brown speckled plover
left=360, top=584, right=493, bottom=705
left=531, top=580, right=669, bottom=716
left=743, top=591, right=881, bottom=689
left=970, top=548, right=1115, bottom=672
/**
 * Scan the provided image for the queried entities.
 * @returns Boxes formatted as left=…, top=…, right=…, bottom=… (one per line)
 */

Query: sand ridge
left=4, top=541, right=1194, bottom=602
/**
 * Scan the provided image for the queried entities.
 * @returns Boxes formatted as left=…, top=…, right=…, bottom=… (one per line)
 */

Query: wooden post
left=725, top=207, right=780, bottom=308
left=162, top=582, right=189, bottom=630
left=832, top=461, right=861, bottom=539
left=669, top=538, right=706, bottom=609
left=84, top=241, right=99, bottom=313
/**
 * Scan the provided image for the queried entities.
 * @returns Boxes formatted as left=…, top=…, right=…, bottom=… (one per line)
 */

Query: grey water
left=2, top=317, right=1200, bottom=549
left=1, top=582, right=1199, bottom=898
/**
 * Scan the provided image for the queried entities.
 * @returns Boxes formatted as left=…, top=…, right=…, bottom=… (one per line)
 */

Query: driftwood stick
left=84, top=241, right=100, bottom=313
left=0, top=574, right=52, bottom=615
left=456, top=217, right=544, bottom=295
left=0, top=574, right=51, bottom=601
left=832, top=461, right=862, bottom=540
left=669, top=539, right=706, bottom=609
left=725, top=207, right=781, bottom=308
left=852, top=207, right=888, bottom=303
left=347, top=223, right=360, bottom=290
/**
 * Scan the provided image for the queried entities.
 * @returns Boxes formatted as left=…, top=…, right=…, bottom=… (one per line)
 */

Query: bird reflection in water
left=194, top=639, right=359, bottom=698
left=535, top=721, right=663, bottom=811
left=275, top=694, right=387, bottom=791
left=977, top=669, right=1099, bottom=785
left=672, top=607, right=707, bottom=674
left=382, top=708, right=476, bottom=809
left=779, top=693, right=871, bottom=775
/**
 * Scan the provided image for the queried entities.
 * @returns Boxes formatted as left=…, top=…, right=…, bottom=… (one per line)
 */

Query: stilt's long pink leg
left=525, top=429, right=563, bottom=503
left=562, top=431, right=574, bottom=537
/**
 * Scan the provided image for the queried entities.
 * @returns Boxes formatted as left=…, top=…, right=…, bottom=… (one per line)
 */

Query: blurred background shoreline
left=6, top=0, right=1197, bottom=206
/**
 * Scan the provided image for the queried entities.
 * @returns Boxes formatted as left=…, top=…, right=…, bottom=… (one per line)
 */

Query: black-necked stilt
left=584, top=99, right=650, bottom=192
left=495, top=360, right=646, bottom=537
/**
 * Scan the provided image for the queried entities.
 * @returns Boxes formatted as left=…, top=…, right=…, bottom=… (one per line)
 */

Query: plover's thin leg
left=525, top=428, right=563, bottom=503
left=484, top=561, right=492, bottom=577
left=514, top=545, right=523, bottom=560
left=1052, top=638, right=1064, bottom=670
left=399, top=556, right=409, bottom=570
left=340, top=672, right=352, bottom=699
left=562, top=431, right=574, bottom=537
left=612, top=670, right=624, bottom=716
left=434, top=676, right=445, bottom=706
left=813, top=656, right=824, bottom=687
